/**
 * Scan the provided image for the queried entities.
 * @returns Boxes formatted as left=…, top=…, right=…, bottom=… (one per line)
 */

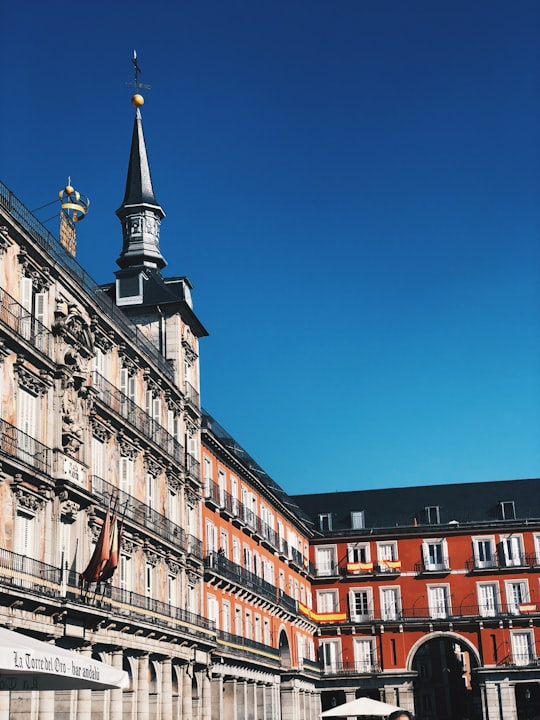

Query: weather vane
left=127, top=50, right=151, bottom=93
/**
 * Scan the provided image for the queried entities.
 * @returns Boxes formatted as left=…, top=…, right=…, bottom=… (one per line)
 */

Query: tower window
left=425, top=506, right=441, bottom=525
left=499, top=501, right=516, bottom=520
left=350, top=511, right=365, bottom=529
left=318, top=513, right=332, bottom=532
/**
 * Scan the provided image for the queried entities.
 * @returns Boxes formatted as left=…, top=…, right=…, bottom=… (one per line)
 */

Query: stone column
left=201, top=670, right=211, bottom=720
left=211, top=674, right=223, bottom=720
left=182, top=664, right=192, bottom=720
left=137, top=654, right=149, bottom=720
left=110, top=647, right=124, bottom=720
left=162, top=658, right=173, bottom=720
left=0, top=691, right=9, bottom=720
left=38, top=691, right=55, bottom=720
left=77, top=646, right=92, bottom=720
left=223, top=678, right=237, bottom=720
left=237, top=680, right=247, bottom=720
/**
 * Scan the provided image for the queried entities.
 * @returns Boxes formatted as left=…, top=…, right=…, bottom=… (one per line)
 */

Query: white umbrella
left=321, top=696, right=403, bottom=717
left=0, top=627, right=129, bottom=692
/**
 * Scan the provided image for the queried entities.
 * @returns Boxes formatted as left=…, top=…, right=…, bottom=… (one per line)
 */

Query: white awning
left=0, top=627, right=129, bottom=692
left=321, top=696, right=403, bottom=717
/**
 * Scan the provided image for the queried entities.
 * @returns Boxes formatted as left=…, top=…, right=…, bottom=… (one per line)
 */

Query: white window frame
left=500, top=535, right=524, bottom=568
left=353, top=638, right=376, bottom=672
left=320, top=639, right=341, bottom=672
left=477, top=582, right=500, bottom=618
left=511, top=630, right=534, bottom=666
left=315, top=546, right=337, bottom=577
left=380, top=586, right=401, bottom=621
left=427, top=584, right=451, bottom=619
left=422, top=539, right=449, bottom=572
left=505, top=579, right=529, bottom=615
left=349, top=588, right=373, bottom=622
left=472, top=536, right=497, bottom=569
left=377, top=541, right=399, bottom=572
left=317, top=589, right=338, bottom=614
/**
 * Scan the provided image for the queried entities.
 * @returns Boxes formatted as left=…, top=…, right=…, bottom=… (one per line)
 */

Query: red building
left=293, top=478, right=540, bottom=720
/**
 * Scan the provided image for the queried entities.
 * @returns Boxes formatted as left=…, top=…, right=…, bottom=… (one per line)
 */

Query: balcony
left=0, top=417, right=50, bottom=475
left=204, top=552, right=301, bottom=617
left=0, top=287, right=52, bottom=357
left=184, top=381, right=200, bottom=411
left=415, top=560, right=450, bottom=576
left=322, top=661, right=381, bottom=676
left=91, top=475, right=187, bottom=552
left=185, top=453, right=200, bottom=482
left=215, top=630, right=280, bottom=665
left=314, top=562, right=340, bottom=578
left=91, top=372, right=184, bottom=465
left=0, top=546, right=213, bottom=638
left=466, top=554, right=537, bottom=573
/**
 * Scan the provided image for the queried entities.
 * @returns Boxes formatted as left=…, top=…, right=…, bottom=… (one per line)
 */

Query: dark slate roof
left=292, top=478, right=540, bottom=534
left=119, top=108, right=163, bottom=211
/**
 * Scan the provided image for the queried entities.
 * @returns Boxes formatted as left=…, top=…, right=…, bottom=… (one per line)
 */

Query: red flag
left=99, top=517, right=122, bottom=582
left=81, top=511, right=110, bottom=584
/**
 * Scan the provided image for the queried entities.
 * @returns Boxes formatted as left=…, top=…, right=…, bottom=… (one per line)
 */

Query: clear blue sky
left=2, top=1, right=539, bottom=493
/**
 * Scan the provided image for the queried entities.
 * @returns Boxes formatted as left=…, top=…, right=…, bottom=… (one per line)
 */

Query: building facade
left=0, top=90, right=539, bottom=720
left=293, top=481, right=540, bottom=720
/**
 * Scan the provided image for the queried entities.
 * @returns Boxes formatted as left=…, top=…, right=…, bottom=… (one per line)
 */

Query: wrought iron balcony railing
left=0, top=287, right=52, bottom=356
left=184, top=381, right=200, bottom=410
left=322, top=661, right=381, bottom=676
left=92, top=372, right=184, bottom=465
left=0, top=547, right=61, bottom=598
left=0, top=417, right=50, bottom=475
left=185, top=453, right=200, bottom=481
left=91, top=475, right=187, bottom=552
left=205, top=552, right=301, bottom=616
left=216, top=630, right=281, bottom=663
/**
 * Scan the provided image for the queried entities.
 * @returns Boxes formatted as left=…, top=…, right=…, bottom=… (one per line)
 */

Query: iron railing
left=184, top=381, right=200, bottom=410
left=216, top=630, right=281, bottom=663
left=0, top=417, right=50, bottom=474
left=91, top=372, right=184, bottom=464
left=91, top=475, right=187, bottom=551
left=0, top=287, right=52, bottom=356
left=322, top=661, right=381, bottom=675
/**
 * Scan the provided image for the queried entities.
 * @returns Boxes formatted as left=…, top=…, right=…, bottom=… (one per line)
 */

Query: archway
left=410, top=634, right=482, bottom=720
left=278, top=628, right=291, bottom=668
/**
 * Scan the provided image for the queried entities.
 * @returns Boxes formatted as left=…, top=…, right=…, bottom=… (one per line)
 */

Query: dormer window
left=499, top=501, right=516, bottom=520
left=116, top=272, right=144, bottom=306
left=319, top=513, right=332, bottom=532
left=350, top=511, right=364, bottom=529
left=425, top=506, right=441, bottom=525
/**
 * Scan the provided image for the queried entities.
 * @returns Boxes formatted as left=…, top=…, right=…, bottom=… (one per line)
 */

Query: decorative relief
left=185, top=488, right=199, bottom=507
left=18, top=250, right=52, bottom=293
left=143, top=369, right=161, bottom=398
left=186, top=570, right=200, bottom=586
left=165, top=557, right=180, bottom=576
left=60, top=499, right=80, bottom=521
left=165, top=394, right=183, bottom=415
left=118, top=346, right=139, bottom=376
left=121, top=536, right=135, bottom=556
left=14, top=358, right=51, bottom=396
left=90, top=416, right=113, bottom=443
left=0, top=226, right=13, bottom=255
left=144, top=545, right=159, bottom=567
left=166, top=473, right=182, bottom=493
left=144, top=454, right=162, bottom=479
left=181, top=339, right=198, bottom=365
left=90, top=317, right=116, bottom=353
left=13, top=478, right=47, bottom=514
left=118, top=433, right=140, bottom=460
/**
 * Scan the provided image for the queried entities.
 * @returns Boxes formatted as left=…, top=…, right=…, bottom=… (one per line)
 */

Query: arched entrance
left=278, top=629, right=291, bottom=668
left=410, top=634, right=482, bottom=720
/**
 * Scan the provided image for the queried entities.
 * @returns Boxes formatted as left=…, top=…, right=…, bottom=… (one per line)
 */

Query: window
left=254, top=615, right=262, bottom=643
left=145, top=473, right=154, bottom=513
left=232, top=537, right=241, bottom=565
left=145, top=564, right=153, bottom=597
left=14, top=512, right=35, bottom=559
left=168, top=575, right=178, bottom=607
left=318, top=513, right=332, bottom=532
left=377, top=542, right=400, bottom=572
left=348, top=543, right=370, bottom=564
left=428, top=585, right=450, bottom=619
left=349, top=589, right=372, bottom=622
left=315, top=547, right=337, bottom=576
left=234, top=606, right=242, bottom=636
left=499, top=500, right=516, bottom=520
left=350, top=511, right=364, bottom=529
left=511, top=631, right=534, bottom=666
left=320, top=640, right=340, bottom=672
left=17, top=388, right=38, bottom=450
left=92, top=437, right=105, bottom=480
left=207, top=595, right=218, bottom=628
left=206, top=521, right=216, bottom=556
left=218, top=468, right=226, bottom=506
left=203, top=456, right=212, bottom=496
left=422, top=539, right=449, bottom=572
left=500, top=535, right=524, bottom=567
left=120, top=457, right=134, bottom=495
left=473, top=537, right=497, bottom=569
left=317, top=590, right=338, bottom=614
left=354, top=638, right=376, bottom=671
left=477, top=583, right=500, bottom=618
left=425, top=506, right=441, bottom=524
left=505, top=580, right=529, bottom=615
left=120, top=368, right=136, bottom=403
left=120, top=555, right=132, bottom=592
left=222, top=601, right=231, bottom=634
left=245, top=611, right=252, bottom=640
left=264, top=618, right=271, bottom=646
left=380, top=587, right=401, bottom=621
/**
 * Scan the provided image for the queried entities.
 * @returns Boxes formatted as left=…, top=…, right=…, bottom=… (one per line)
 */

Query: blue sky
left=2, top=1, right=539, bottom=493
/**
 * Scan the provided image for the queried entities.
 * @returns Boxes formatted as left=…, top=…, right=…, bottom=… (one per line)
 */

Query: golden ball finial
left=132, top=93, right=144, bottom=107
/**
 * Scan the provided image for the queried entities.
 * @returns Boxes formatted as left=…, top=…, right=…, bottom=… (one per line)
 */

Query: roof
left=291, top=477, right=540, bottom=534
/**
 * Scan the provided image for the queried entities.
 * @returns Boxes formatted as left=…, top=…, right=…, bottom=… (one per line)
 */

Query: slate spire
left=115, top=96, right=166, bottom=270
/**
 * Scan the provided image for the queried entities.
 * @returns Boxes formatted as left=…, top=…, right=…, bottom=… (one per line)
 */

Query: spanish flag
left=100, top=516, right=122, bottom=582
left=81, top=511, right=110, bottom=584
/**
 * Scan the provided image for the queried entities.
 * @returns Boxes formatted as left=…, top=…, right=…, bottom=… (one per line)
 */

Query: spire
left=116, top=62, right=166, bottom=271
